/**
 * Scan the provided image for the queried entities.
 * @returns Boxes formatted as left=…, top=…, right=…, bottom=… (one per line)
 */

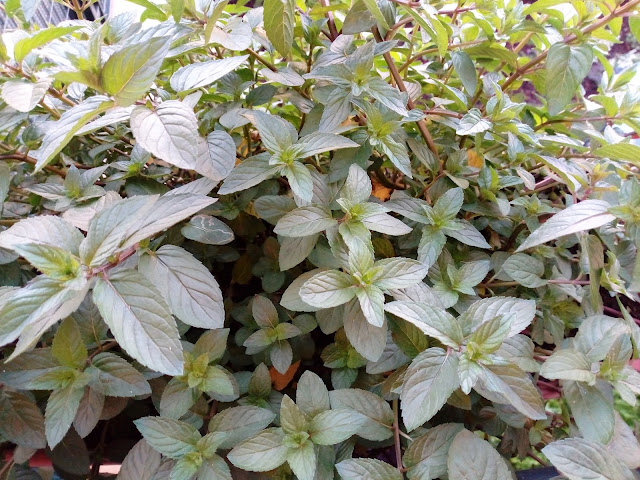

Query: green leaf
left=384, top=301, right=463, bottom=348
left=101, top=37, right=171, bottom=106
left=130, top=101, right=200, bottom=169
left=263, top=0, right=296, bottom=56
left=86, top=352, right=151, bottom=397
left=501, top=253, right=547, bottom=288
left=275, top=206, right=337, bottom=238
left=159, top=377, right=197, bottom=419
left=0, top=349, right=59, bottom=390
left=403, top=423, right=464, bottom=480
left=117, top=440, right=161, bottom=480
left=280, top=395, right=308, bottom=435
left=516, top=200, right=615, bottom=252
left=360, top=0, right=389, bottom=30
left=540, top=349, right=596, bottom=384
left=308, top=408, right=366, bottom=445
left=401, top=348, right=460, bottom=431
left=170, top=55, right=249, bottom=92
left=336, top=458, right=402, bottom=480
left=93, top=270, right=183, bottom=376
left=202, top=365, right=238, bottom=396
left=468, top=313, right=513, bottom=355
left=542, top=438, right=636, bottom=480
left=139, top=245, right=224, bottom=329
left=287, top=439, right=316, bottom=480
left=0, top=390, right=47, bottom=449
left=295, top=133, right=359, bottom=158
left=14, top=26, right=81, bottom=62
left=45, top=382, right=85, bottom=448
left=180, top=214, right=234, bottom=245
left=451, top=51, right=477, bottom=95
left=593, top=143, right=640, bottom=167
left=209, top=406, right=276, bottom=449
left=51, top=317, right=87, bottom=369
left=573, top=315, right=628, bottom=362
left=0, top=79, right=50, bottom=113
left=279, top=234, right=319, bottom=270
left=329, top=388, right=393, bottom=441
left=300, top=270, right=356, bottom=308
left=545, top=43, right=594, bottom=116
left=134, top=417, right=200, bottom=458
left=12, top=244, right=81, bottom=281
left=356, top=285, right=385, bottom=327
left=33, top=96, right=114, bottom=172
left=227, top=428, right=289, bottom=472
left=447, top=429, right=515, bottom=480
left=563, top=381, right=614, bottom=444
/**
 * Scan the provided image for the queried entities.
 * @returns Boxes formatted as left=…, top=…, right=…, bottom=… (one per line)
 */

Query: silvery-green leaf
left=180, top=215, right=234, bottom=245
left=573, top=315, right=629, bottom=362
left=1, top=78, right=50, bottom=112
left=209, top=406, right=276, bottom=449
left=120, top=193, right=216, bottom=249
left=170, top=55, right=248, bottom=92
left=45, top=382, right=85, bottom=448
left=280, top=269, right=326, bottom=312
left=80, top=195, right=155, bottom=267
left=287, top=439, right=316, bottom=480
left=227, top=428, right=289, bottom=472
left=447, top=429, right=515, bottom=480
left=76, top=107, right=134, bottom=135
left=134, top=416, right=200, bottom=458
left=300, top=270, right=356, bottom=308
left=101, top=37, right=171, bottom=106
left=542, top=438, right=635, bottom=480
left=283, top=163, right=314, bottom=202
left=139, top=245, right=224, bottom=328
left=384, top=301, right=463, bottom=348
left=33, top=96, right=114, bottom=172
left=93, top=270, right=183, bottom=376
left=607, top=412, right=640, bottom=469
left=319, top=91, right=353, bottom=132
left=475, top=364, right=546, bottom=420
left=280, top=394, right=308, bottom=435
left=218, top=155, right=282, bottom=195
left=0, top=215, right=83, bottom=255
left=403, top=423, right=464, bottom=480
left=296, top=371, right=330, bottom=418
left=451, top=50, right=477, bottom=94
left=208, top=17, right=252, bottom=50
left=0, top=390, right=47, bottom=449
left=516, top=200, right=615, bottom=252
left=540, top=349, right=596, bottom=384
left=418, top=227, right=447, bottom=268
left=456, top=108, right=491, bottom=136
left=458, top=297, right=536, bottom=338
left=86, top=352, right=151, bottom=397
left=117, top=440, right=161, bottom=480
left=468, top=313, right=514, bottom=355
left=329, top=389, right=393, bottom=441
left=295, top=133, right=359, bottom=158
left=194, top=131, right=236, bottom=182
left=501, top=253, right=547, bottom=288
left=563, top=381, right=614, bottom=444
left=373, top=258, right=428, bottom=290
left=356, top=285, right=385, bottom=327
left=343, top=298, right=387, bottom=362
left=14, top=25, right=81, bottom=62
left=337, top=459, right=402, bottom=480
left=73, top=387, right=104, bottom=438
left=130, top=101, right=199, bottom=169
left=260, top=67, right=305, bottom=86
left=443, top=219, right=490, bottom=248
left=279, top=234, right=319, bottom=270
left=361, top=213, right=413, bottom=236
left=401, top=348, right=460, bottom=431
left=308, top=409, right=366, bottom=445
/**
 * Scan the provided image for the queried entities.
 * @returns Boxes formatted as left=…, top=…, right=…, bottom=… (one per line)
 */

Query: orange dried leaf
left=270, top=360, right=300, bottom=391
left=371, top=175, right=392, bottom=201
left=467, top=149, right=484, bottom=168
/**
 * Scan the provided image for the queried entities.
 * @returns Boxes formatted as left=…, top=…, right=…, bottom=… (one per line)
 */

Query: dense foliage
left=1, top=0, right=640, bottom=478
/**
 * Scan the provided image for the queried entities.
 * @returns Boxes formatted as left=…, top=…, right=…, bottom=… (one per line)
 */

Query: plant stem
left=392, top=399, right=404, bottom=471
left=0, top=153, right=67, bottom=177
left=320, top=0, right=338, bottom=40
left=373, top=28, right=439, bottom=157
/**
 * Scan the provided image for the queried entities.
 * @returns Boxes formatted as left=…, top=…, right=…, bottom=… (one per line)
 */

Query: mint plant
left=1, top=0, right=640, bottom=479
